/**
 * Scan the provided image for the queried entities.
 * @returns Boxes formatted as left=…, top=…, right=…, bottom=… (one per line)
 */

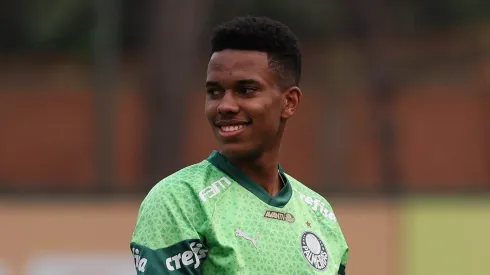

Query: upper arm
left=130, top=183, right=209, bottom=274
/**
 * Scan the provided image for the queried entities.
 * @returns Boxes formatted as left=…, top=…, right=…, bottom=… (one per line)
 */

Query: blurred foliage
left=208, top=0, right=339, bottom=38
left=0, top=0, right=489, bottom=53
left=412, top=0, right=490, bottom=28
left=0, top=0, right=94, bottom=53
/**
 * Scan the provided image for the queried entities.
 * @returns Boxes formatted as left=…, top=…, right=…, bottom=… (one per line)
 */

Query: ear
left=281, top=86, right=302, bottom=119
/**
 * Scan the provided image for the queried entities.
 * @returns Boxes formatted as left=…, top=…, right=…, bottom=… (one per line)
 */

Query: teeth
left=221, top=124, right=246, bottom=132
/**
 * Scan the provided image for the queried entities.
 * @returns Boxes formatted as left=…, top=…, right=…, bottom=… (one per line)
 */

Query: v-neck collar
left=206, top=150, right=292, bottom=208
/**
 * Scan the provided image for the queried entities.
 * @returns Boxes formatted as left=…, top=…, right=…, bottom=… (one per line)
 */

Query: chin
left=219, top=143, right=261, bottom=160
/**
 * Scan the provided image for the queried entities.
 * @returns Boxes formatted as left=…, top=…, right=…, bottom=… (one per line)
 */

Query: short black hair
left=210, top=16, right=302, bottom=88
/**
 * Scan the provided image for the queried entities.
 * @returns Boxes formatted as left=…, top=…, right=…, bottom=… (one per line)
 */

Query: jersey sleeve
left=338, top=248, right=349, bottom=275
left=130, top=181, right=208, bottom=274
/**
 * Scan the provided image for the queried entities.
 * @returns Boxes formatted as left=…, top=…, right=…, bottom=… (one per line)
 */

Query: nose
left=217, top=90, right=239, bottom=114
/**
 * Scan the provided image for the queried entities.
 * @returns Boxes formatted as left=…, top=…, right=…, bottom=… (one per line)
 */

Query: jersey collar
left=206, top=150, right=292, bottom=208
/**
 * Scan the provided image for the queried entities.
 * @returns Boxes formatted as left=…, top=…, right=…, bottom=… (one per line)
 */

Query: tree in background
left=141, top=0, right=213, bottom=188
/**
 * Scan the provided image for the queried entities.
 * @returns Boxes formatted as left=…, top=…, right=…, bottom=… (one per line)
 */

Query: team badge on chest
left=300, top=231, right=329, bottom=271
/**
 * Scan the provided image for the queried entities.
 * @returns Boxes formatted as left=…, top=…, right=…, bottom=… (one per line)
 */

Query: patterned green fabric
left=131, top=151, right=349, bottom=274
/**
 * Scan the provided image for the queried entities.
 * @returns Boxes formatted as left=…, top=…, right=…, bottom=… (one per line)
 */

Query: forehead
left=206, top=50, right=273, bottom=83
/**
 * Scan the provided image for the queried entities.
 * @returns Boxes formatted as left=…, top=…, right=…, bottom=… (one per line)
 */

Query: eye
left=241, top=87, right=258, bottom=94
left=206, top=89, right=222, bottom=96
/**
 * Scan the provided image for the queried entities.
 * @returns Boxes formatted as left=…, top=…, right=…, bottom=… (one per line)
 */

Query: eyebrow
left=236, top=79, right=260, bottom=85
left=205, top=81, right=220, bottom=87
left=205, top=79, right=261, bottom=87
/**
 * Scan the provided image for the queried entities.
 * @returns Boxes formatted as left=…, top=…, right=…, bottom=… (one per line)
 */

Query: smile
left=220, top=124, right=247, bottom=132
left=216, top=122, right=250, bottom=139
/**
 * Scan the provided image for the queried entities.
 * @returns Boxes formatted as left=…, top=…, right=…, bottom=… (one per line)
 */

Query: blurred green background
left=402, top=197, right=490, bottom=275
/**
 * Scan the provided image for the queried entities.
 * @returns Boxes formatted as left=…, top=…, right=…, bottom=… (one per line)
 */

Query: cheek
left=265, top=97, right=283, bottom=117
left=251, top=99, right=282, bottom=128
left=204, top=101, right=217, bottom=121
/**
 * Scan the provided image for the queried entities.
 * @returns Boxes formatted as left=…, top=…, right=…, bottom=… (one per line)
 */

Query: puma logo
left=235, top=228, right=260, bottom=249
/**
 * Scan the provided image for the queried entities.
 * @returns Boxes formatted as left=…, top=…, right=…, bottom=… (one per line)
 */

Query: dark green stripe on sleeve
left=338, top=264, right=346, bottom=275
left=130, top=239, right=208, bottom=274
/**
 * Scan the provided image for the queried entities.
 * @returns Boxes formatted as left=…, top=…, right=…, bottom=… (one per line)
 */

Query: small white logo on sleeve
left=300, top=231, right=329, bottom=271
left=199, top=177, right=232, bottom=202
left=165, top=242, right=208, bottom=271
left=132, top=248, right=148, bottom=272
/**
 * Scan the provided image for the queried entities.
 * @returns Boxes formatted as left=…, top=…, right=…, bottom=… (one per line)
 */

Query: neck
left=227, top=148, right=282, bottom=197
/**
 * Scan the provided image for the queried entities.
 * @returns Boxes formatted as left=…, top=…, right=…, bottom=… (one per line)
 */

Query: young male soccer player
left=130, top=16, right=349, bottom=274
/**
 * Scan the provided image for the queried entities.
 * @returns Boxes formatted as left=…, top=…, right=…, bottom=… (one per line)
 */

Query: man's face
left=205, top=49, right=289, bottom=159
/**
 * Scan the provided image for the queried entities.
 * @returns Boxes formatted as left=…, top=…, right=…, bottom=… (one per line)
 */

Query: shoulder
left=144, top=161, right=214, bottom=200
left=136, top=162, right=207, bottom=216
left=138, top=160, right=230, bottom=215
left=284, top=173, right=330, bottom=203
left=133, top=161, right=217, bottom=244
left=284, top=173, right=338, bottom=222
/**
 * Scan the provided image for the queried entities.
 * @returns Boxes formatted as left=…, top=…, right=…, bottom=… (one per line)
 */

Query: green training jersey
left=130, top=151, right=349, bottom=274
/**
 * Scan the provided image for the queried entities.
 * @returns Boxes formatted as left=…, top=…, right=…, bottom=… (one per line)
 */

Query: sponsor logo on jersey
left=235, top=228, right=260, bottom=249
left=299, top=193, right=337, bottom=222
left=165, top=242, right=208, bottom=271
left=132, top=247, right=148, bottom=272
left=199, top=177, right=232, bottom=202
left=300, top=231, right=329, bottom=271
left=264, top=210, right=295, bottom=223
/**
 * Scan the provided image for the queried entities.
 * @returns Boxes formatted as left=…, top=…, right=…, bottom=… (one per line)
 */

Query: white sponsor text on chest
left=299, top=193, right=337, bottom=222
